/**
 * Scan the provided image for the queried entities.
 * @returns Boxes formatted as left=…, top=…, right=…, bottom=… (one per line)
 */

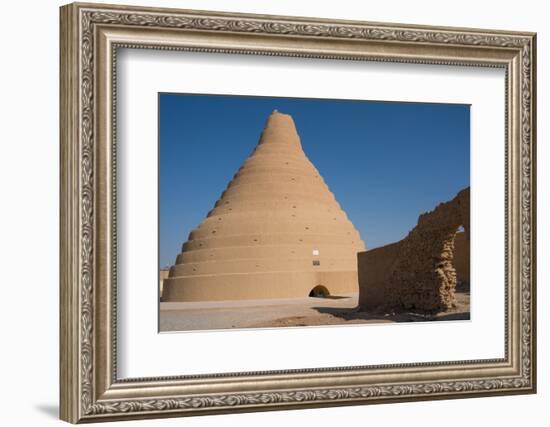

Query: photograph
left=56, top=2, right=536, bottom=422
left=158, top=94, right=471, bottom=332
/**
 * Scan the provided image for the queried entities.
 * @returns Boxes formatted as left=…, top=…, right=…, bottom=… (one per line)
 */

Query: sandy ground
left=159, top=288, right=470, bottom=332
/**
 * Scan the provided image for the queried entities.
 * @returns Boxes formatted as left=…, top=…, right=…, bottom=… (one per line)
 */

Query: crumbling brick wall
left=358, top=187, right=470, bottom=313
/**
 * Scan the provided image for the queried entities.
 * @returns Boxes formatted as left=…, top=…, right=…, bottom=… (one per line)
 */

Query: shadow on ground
left=312, top=305, right=470, bottom=323
left=312, top=285, right=471, bottom=323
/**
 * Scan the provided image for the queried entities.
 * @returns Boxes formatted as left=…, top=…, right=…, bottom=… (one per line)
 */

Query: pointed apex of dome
left=259, top=110, right=301, bottom=147
left=268, top=109, right=291, bottom=120
left=268, top=109, right=290, bottom=119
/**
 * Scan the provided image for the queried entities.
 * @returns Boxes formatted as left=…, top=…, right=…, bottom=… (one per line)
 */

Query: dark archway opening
left=309, top=285, right=330, bottom=298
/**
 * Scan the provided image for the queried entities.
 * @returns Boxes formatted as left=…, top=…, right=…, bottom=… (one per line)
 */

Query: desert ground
left=159, top=283, right=469, bottom=332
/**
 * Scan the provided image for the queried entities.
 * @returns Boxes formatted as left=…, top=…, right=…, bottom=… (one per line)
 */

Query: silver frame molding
left=60, top=2, right=537, bottom=423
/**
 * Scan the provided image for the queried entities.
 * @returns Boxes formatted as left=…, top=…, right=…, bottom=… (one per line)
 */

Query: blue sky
left=159, top=93, right=470, bottom=268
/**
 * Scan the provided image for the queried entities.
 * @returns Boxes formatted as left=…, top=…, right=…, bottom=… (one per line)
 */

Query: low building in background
left=453, top=230, right=470, bottom=286
left=159, top=269, right=170, bottom=301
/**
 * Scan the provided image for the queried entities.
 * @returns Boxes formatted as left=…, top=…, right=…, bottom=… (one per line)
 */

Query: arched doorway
left=309, top=285, right=330, bottom=298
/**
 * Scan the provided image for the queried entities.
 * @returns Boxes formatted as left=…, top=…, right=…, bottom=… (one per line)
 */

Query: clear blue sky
left=159, top=93, right=470, bottom=268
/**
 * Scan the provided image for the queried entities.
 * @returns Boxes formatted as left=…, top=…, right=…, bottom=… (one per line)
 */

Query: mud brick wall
left=357, top=242, right=402, bottom=309
left=358, top=187, right=470, bottom=313
left=453, top=231, right=470, bottom=285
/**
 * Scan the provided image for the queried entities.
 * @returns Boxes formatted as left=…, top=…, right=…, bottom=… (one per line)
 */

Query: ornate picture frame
left=60, top=2, right=536, bottom=423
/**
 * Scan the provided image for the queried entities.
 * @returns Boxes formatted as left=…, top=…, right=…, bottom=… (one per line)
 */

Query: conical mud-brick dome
left=162, top=111, right=366, bottom=302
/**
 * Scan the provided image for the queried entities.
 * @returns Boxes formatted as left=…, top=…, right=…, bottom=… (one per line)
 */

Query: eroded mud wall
left=358, top=187, right=470, bottom=313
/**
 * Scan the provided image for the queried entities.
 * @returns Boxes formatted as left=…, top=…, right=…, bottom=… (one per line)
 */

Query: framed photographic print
left=59, top=2, right=537, bottom=423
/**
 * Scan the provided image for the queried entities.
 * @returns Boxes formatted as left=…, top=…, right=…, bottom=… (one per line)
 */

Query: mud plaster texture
left=453, top=231, right=470, bottom=286
left=358, top=187, right=470, bottom=313
left=162, top=111, right=365, bottom=302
